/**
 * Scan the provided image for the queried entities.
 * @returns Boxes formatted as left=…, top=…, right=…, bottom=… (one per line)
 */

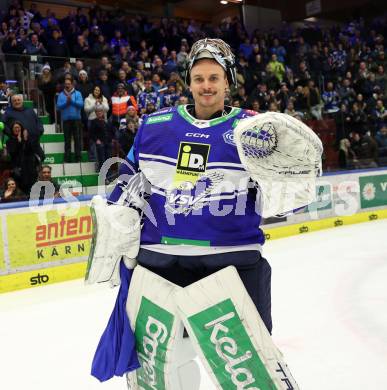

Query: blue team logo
left=166, top=171, right=224, bottom=215
left=223, top=129, right=236, bottom=146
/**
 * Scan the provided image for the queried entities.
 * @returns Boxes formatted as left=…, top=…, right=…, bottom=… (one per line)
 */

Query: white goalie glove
left=234, top=112, right=323, bottom=218
left=85, top=195, right=141, bottom=287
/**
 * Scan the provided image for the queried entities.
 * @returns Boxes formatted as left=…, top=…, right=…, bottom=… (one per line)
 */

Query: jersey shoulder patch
left=145, top=107, right=176, bottom=125
left=241, top=109, right=259, bottom=118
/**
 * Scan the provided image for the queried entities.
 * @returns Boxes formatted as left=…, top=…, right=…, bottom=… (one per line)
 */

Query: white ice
left=1, top=219, right=387, bottom=390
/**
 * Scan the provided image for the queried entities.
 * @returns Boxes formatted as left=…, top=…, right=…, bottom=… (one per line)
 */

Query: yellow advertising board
left=0, top=222, right=5, bottom=271
left=6, top=206, right=92, bottom=269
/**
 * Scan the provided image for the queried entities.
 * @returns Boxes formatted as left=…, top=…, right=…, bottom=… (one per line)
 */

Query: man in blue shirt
left=57, top=76, right=84, bottom=162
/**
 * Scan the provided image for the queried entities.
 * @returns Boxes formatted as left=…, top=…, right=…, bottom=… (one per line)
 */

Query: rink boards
left=1, top=168, right=387, bottom=294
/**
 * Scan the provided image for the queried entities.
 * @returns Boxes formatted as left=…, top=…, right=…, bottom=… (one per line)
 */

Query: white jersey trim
left=140, top=243, right=262, bottom=256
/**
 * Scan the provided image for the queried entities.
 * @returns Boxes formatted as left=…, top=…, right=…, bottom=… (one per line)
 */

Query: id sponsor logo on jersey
left=173, top=142, right=210, bottom=187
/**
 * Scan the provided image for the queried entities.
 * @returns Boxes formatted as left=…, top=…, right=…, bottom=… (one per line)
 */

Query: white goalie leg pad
left=175, top=266, right=299, bottom=390
left=126, top=265, right=200, bottom=390
left=85, top=195, right=140, bottom=286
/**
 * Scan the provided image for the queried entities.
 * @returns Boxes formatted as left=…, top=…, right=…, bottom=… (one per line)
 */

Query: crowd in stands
left=0, top=0, right=387, bottom=201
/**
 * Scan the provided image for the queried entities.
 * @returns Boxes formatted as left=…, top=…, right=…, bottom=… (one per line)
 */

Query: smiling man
left=103, top=39, right=272, bottom=334
left=87, top=39, right=275, bottom=388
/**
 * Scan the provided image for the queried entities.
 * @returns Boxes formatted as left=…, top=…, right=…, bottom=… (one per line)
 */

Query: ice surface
left=1, top=220, right=386, bottom=389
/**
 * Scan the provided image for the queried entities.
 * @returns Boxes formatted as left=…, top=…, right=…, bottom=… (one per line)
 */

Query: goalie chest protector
left=134, top=105, right=265, bottom=247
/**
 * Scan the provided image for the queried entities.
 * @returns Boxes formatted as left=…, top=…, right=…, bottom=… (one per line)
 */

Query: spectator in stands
left=164, top=50, right=178, bottom=76
left=251, top=99, right=261, bottom=113
left=77, top=70, right=93, bottom=99
left=125, top=106, right=141, bottom=131
left=3, top=94, right=44, bottom=146
left=110, top=29, right=128, bottom=54
left=138, top=78, right=162, bottom=115
left=162, top=83, right=180, bottom=108
left=84, top=85, right=109, bottom=161
left=35, top=165, right=60, bottom=200
left=111, top=83, right=137, bottom=130
left=0, top=177, right=26, bottom=203
left=293, top=85, right=309, bottom=116
left=349, top=131, right=378, bottom=168
left=54, top=60, right=77, bottom=84
left=57, top=76, right=84, bottom=163
left=72, top=34, right=91, bottom=58
left=151, top=73, right=165, bottom=93
left=46, top=29, right=70, bottom=62
left=119, top=119, right=137, bottom=157
left=96, top=70, right=113, bottom=102
left=37, top=64, right=56, bottom=123
left=375, top=65, right=387, bottom=95
left=249, top=83, right=268, bottom=109
left=276, top=82, right=290, bottom=112
left=330, top=43, right=347, bottom=77
left=338, top=138, right=358, bottom=169
left=322, top=81, right=340, bottom=114
left=23, top=33, right=47, bottom=56
left=294, top=61, right=312, bottom=86
left=370, top=100, right=387, bottom=131
left=2, top=29, right=24, bottom=83
left=89, top=104, right=113, bottom=171
left=270, top=38, right=286, bottom=63
left=145, top=102, right=156, bottom=115
left=284, top=101, right=298, bottom=117
left=91, top=33, right=110, bottom=57
left=75, top=60, right=86, bottom=79
left=348, top=102, right=368, bottom=135
left=0, top=77, right=11, bottom=102
left=177, top=95, right=189, bottom=106
left=267, top=54, right=285, bottom=83
left=0, top=21, right=9, bottom=44
left=5, top=121, right=40, bottom=194
left=177, top=44, right=188, bottom=72
left=167, top=71, right=185, bottom=92
left=84, top=85, right=109, bottom=123
left=338, top=78, right=356, bottom=107
left=307, top=80, right=323, bottom=120
left=114, top=69, right=135, bottom=95
left=375, top=124, right=387, bottom=159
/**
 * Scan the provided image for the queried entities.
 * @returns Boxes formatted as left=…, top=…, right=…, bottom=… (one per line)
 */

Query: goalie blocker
left=127, top=265, right=299, bottom=390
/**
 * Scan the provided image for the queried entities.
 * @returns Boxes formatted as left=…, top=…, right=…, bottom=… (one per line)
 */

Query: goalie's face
left=190, top=58, right=228, bottom=119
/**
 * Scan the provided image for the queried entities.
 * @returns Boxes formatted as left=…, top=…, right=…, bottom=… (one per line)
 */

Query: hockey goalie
left=85, top=38, right=323, bottom=390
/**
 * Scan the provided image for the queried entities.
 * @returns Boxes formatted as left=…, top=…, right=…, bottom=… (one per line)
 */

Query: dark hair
left=5, top=177, right=17, bottom=187
left=11, top=120, right=24, bottom=132
left=92, top=85, right=102, bottom=97
left=40, top=165, right=52, bottom=172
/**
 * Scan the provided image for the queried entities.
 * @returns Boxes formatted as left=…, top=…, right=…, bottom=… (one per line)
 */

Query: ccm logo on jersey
left=185, top=132, right=210, bottom=139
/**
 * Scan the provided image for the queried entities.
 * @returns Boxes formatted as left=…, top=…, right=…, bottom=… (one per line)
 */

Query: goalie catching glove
left=234, top=112, right=323, bottom=218
left=85, top=195, right=141, bottom=287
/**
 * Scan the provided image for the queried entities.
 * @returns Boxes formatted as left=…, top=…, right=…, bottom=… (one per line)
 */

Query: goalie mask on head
left=185, top=38, right=237, bottom=86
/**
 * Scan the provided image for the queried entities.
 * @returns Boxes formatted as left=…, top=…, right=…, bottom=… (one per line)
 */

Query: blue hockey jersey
left=109, top=105, right=265, bottom=249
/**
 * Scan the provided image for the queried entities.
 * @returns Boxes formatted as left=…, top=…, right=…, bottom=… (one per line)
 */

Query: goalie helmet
left=185, top=38, right=237, bottom=86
